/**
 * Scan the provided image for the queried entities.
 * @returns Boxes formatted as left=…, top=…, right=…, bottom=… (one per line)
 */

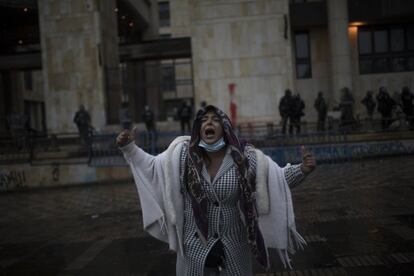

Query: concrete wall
left=0, top=163, right=131, bottom=192
left=263, top=138, right=414, bottom=166
left=190, top=0, right=295, bottom=123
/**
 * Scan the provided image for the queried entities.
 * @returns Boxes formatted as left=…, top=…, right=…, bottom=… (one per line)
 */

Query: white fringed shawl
left=121, top=136, right=305, bottom=270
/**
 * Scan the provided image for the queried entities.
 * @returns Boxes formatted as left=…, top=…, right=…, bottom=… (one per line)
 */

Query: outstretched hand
left=116, top=127, right=138, bottom=147
left=300, top=145, right=316, bottom=175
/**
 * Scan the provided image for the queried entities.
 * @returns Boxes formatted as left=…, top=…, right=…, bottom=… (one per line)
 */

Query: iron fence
left=0, top=117, right=413, bottom=167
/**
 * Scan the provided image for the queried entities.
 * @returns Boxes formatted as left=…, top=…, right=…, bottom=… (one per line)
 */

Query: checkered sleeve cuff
left=284, top=163, right=305, bottom=188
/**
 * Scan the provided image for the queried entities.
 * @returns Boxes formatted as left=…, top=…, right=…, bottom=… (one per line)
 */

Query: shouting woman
left=116, top=105, right=316, bottom=276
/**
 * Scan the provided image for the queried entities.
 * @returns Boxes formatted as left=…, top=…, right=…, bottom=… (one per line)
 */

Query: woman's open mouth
left=204, top=128, right=216, bottom=139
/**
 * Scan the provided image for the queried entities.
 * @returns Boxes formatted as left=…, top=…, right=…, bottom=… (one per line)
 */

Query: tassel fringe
left=278, top=227, right=307, bottom=269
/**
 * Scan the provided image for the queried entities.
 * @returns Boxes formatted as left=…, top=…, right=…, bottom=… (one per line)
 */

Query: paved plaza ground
left=0, top=155, right=413, bottom=275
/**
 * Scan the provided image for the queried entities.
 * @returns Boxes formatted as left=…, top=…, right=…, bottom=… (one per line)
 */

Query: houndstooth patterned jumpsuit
left=179, top=142, right=304, bottom=276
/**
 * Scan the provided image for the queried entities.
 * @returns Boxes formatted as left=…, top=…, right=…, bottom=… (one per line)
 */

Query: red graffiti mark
left=228, top=83, right=237, bottom=126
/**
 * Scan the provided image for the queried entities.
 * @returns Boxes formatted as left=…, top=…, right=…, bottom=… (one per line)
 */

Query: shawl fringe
left=278, top=227, right=307, bottom=269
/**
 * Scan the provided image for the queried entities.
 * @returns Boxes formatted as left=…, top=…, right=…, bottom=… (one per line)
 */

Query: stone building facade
left=166, top=0, right=414, bottom=125
left=0, top=0, right=413, bottom=134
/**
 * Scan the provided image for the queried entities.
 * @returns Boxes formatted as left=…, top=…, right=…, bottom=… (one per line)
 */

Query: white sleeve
left=119, top=142, right=168, bottom=242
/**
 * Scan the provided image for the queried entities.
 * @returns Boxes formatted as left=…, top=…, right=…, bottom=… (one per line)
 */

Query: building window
left=24, top=100, right=46, bottom=132
left=141, top=58, right=193, bottom=120
left=358, top=24, right=414, bottom=74
left=158, top=1, right=170, bottom=28
left=161, top=64, right=175, bottom=92
left=391, top=28, right=404, bottom=52
left=358, top=30, right=372, bottom=54
left=24, top=71, right=32, bottom=90
left=294, top=31, right=312, bottom=79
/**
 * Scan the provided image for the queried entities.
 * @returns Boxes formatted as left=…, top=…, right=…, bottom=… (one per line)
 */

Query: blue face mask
left=198, top=137, right=226, bottom=152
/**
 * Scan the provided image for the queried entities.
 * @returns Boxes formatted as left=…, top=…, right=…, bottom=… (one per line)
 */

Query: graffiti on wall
left=263, top=140, right=414, bottom=165
left=0, top=169, right=26, bottom=190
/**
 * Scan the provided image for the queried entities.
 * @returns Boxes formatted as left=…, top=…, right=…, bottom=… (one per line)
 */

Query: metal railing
left=88, top=131, right=182, bottom=167
left=0, top=131, right=83, bottom=165
left=0, top=116, right=413, bottom=166
left=237, top=115, right=414, bottom=139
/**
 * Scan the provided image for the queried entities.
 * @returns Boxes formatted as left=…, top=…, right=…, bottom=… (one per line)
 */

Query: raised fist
left=300, top=145, right=316, bottom=175
left=116, top=127, right=137, bottom=147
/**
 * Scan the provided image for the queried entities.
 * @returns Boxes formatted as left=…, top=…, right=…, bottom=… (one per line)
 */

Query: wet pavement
left=0, top=155, right=413, bottom=275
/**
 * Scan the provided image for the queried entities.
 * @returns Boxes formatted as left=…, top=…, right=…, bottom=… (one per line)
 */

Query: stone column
left=38, top=0, right=121, bottom=133
left=99, top=1, right=122, bottom=125
left=327, top=0, right=353, bottom=102
left=0, top=74, right=6, bottom=132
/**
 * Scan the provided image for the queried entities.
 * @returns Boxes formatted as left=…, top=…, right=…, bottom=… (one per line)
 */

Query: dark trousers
left=180, top=119, right=191, bottom=134
left=290, top=116, right=301, bottom=134
left=317, top=114, right=326, bottom=132
left=77, top=125, right=90, bottom=146
left=380, top=112, right=392, bottom=129
left=281, top=116, right=289, bottom=134
left=403, top=109, right=414, bottom=127
left=317, top=119, right=325, bottom=132
left=145, top=122, right=155, bottom=132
